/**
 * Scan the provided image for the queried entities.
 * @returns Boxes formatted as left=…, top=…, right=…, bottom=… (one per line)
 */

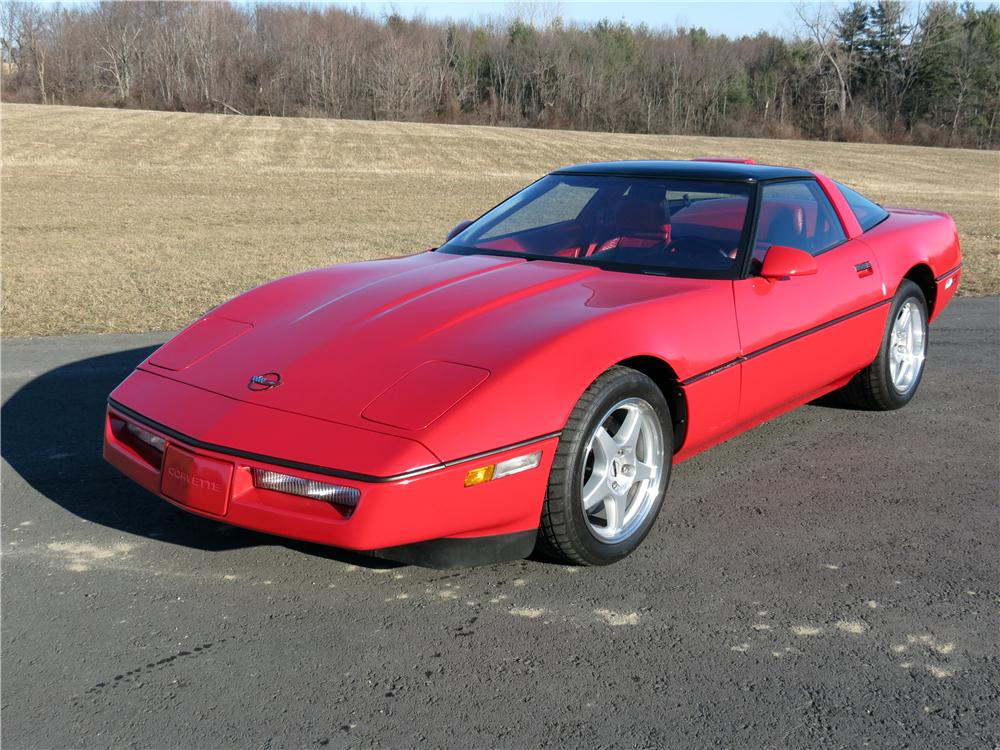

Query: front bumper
left=103, top=403, right=557, bottom=566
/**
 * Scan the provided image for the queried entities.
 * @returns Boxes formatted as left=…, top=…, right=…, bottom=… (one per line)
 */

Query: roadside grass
left=2, top=103, right=997, bottom=336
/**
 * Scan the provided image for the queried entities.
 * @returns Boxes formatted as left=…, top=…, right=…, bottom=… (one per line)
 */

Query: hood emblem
left=248, top=372, right=282, bottom=391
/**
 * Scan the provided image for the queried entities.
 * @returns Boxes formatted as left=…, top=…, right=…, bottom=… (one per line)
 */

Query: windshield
left=439, top=174, right=753, bottom=277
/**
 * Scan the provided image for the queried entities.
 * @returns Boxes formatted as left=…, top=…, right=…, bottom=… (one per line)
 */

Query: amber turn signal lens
left=463, top=465, right=495, bottom=487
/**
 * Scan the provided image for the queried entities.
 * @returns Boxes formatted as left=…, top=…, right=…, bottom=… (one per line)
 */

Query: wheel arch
left=902, top=263, right=937, bottom=317
left=616, top=355, right=688, bottom=453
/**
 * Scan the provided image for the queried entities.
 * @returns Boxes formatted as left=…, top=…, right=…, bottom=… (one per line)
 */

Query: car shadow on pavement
left=1, top=345, right=397, bottom=568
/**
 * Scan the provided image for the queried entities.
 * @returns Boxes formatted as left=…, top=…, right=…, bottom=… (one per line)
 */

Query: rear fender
left=861, top=211, right=962, bottom=323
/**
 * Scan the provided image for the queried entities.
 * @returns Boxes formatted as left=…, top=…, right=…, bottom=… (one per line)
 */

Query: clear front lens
left=125, top=423, right=166, bottom=452
left=253, top=469, right=361, bottom=507
left=493, top=451, right=542, bottom=479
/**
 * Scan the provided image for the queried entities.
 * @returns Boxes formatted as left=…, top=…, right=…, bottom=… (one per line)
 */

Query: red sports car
left=104, top=159, right=962, bottom=567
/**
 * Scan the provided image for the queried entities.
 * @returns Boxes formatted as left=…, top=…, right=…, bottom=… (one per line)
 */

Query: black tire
left=538, top=366, right=672, bottom=566
left=839, top=279, right=929, bottom=410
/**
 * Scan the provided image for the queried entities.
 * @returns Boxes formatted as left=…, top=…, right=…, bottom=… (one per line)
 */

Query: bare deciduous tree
left=1, top=1, right=996, bottom=148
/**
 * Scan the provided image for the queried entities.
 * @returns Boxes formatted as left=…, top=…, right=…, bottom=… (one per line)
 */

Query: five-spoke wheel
left=539, top=366, right=671, bottom=565
left=888, top=298, right=926, bottom=395
left=580, top=398, right=665, bottom=544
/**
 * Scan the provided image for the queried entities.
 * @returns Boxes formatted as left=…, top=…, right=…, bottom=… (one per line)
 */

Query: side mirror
left=759, top=245, right=818, bottom=280
left=445, top=220, right=473, bottom=243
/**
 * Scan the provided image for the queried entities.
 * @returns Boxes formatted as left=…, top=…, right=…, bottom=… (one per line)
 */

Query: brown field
left=2, top=103, right=997, bottom=337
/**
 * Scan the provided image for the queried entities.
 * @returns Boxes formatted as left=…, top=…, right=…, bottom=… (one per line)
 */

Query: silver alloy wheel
left=580, top=397, right=666, bottom=544
left=889, top=298, right=926, bottom=394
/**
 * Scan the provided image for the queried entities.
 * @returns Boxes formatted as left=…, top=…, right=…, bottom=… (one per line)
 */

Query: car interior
left=453, top=176, right=849, bottom=276
left=472, top=182, right=749, bottom=273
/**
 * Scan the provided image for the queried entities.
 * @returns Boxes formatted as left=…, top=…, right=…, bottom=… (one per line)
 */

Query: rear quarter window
left=836, top=181, right=890, bottom=232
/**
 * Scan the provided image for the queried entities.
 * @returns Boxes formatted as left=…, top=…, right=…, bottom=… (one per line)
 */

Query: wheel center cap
left=610, top=459, right=634, bottom=493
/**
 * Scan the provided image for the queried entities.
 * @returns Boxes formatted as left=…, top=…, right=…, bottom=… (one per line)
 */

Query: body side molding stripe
left=934, top=263, right=962, bottom=282
left=681, top=297, right=893, bottom=386
left=108, top=398, right=560, bottom=484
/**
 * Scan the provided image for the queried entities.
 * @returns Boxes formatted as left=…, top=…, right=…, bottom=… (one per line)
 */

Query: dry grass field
left=2, top=103, right=997, bottom=336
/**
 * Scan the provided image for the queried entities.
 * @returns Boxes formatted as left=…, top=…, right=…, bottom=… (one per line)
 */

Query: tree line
left=2, top=1, right=998, bottom=149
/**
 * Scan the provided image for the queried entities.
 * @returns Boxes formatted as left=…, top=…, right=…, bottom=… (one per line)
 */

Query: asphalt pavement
left=2, top=298, right=998, bottom=748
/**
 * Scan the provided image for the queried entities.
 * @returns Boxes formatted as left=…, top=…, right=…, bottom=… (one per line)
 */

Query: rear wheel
left=840, top=280, right=928, bottom=410
left=539, top=366, right=672, bottom=565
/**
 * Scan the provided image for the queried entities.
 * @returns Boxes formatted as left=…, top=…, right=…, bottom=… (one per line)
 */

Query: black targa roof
left=552, top=160, right=813, bottom=182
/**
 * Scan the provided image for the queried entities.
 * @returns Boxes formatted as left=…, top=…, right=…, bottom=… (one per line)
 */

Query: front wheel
left=538, top=366, right=672, bottom=565
left=840, top=279, right=929, bottom=410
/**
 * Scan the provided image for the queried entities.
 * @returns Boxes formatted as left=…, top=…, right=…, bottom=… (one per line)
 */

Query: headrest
left=618, top=200, right=666, bottom=231
left=765, top=205, right=805, bottom=245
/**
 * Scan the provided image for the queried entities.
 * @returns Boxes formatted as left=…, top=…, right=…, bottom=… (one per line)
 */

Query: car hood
left=139, top=251, right=694, bottom=432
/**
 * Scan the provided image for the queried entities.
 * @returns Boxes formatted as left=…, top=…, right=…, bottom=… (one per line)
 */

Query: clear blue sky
left=331, top=1, right=804, bottom=36
left=39, top=1, right=996, bottom=38
left=325, top=1, right=995, bottom=38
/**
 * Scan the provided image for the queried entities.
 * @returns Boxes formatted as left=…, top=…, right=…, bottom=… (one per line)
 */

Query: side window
left=836, top=181, right=890, bottom=232
left=753, top=180, right=847, bottom=262
left=478, top=182, right=598, bottom=239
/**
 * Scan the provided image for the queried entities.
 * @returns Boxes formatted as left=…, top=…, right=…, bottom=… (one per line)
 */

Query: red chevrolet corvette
left=104, top=159, right=962, bottom=567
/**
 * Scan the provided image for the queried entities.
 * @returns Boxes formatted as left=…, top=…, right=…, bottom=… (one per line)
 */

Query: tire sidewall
left=559, top=372, right=672, bottom=565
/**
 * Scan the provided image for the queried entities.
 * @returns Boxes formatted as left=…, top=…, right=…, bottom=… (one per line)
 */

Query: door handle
left=855, top=261, right=873, bottom=277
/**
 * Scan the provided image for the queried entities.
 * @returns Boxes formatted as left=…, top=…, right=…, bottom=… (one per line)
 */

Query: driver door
left=733, top=179, right=886, bottom=423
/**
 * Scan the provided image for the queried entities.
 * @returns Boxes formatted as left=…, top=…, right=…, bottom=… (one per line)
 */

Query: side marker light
left=464, top=451, right=542, bottom=487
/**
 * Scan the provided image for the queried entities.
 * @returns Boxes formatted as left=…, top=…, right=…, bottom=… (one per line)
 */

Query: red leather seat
left=763, top=205, right=806, bottom=248
left=753, top=204, right=806, bottom=265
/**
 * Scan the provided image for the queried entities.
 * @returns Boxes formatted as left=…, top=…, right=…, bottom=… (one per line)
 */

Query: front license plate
left=160, top=446, right=233, bottom=516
